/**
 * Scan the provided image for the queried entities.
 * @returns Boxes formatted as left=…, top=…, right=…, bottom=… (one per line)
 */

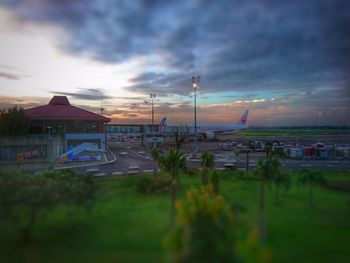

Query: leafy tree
left=298, top=169, right=326, bottom=208
left=0, top=170, right=96, bottom=241
left=151, top=148, right=187, bottom=224
left=0, top=106, right=31, bottom=136
left=200, top=152, right=214, bottom=185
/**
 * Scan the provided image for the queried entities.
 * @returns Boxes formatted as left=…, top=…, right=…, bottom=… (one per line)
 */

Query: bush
left=137, top=177, right=172, bottom=194
left=0, top=170, right=96, bottom=241
left=164, top=185, right=237, bottom=262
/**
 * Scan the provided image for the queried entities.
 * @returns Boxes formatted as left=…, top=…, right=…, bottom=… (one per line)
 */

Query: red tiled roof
left=24, top=96, right=111, bottom=122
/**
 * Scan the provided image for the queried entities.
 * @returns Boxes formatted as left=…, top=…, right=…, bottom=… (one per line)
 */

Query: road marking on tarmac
left=143, top=169, right=154, bottom=173
left=112, top=171, right=123, bottom=175
left=129, top=166, right=140, bottom=169
left=86, top=168, right=99, bottom=172
left=127, top=171, right=138, bottom=174
left=301, top=164, right=312, bottom=167
left=94, top=173, right=107, bottom=177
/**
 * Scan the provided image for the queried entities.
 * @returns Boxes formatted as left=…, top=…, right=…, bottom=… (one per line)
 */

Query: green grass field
left=0, top=171, right=349, bottom=263
left=238, top=129, right=350, bottom=136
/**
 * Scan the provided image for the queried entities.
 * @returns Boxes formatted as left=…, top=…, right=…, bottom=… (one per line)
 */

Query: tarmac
left=3, top=134, right=350, bottom=176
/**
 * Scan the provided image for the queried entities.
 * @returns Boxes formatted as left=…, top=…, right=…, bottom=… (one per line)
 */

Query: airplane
left=193, top=110, right=249, bottom=140
left=158, top=117, right=168, bottom=133
left=159, top=117, right=167, bottom=127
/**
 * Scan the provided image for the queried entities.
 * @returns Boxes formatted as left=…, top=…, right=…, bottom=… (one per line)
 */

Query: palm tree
left=174, top=131, right=186, bottom=151
left=151, top=148, right=187, bottom=223
left=255, top=157, right=284, bottom=241
left=245, top=141, right=256, bottom=172
left=264, top=140, right=286, bottom=161
left=298, top=169, right=326, bottom=208
left=267, top=159, right=290, bottom=205
left=201, top=152, right=214, bottom=185
left=234, top=141, right=256, bottom=173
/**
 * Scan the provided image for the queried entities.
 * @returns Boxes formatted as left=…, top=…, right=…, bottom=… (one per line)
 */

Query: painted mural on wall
left=16, top=147, right=44, bottom=162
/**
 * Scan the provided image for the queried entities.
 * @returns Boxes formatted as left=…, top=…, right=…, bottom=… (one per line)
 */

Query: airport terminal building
left=24, top=96, right=110, bottom=150
left=0, top=96, right=110, bottom=163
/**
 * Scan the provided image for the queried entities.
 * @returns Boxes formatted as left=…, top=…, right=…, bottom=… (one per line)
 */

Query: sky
left=0, top=0, right=349, bottom=126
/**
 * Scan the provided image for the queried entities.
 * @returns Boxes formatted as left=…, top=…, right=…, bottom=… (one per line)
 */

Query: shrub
left=164, top=185, right=237, bottom=262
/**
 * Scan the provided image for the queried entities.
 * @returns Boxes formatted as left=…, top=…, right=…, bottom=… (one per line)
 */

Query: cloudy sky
left=0, top=0, right=349, bottom=126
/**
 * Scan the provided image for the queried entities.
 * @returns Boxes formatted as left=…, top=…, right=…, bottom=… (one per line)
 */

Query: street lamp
left=150, top=93, right=156, bottom=148
left=150, top=93, right=156, bottom=128
left=192, top=75, right=200, bottom=152
left=47, top=126, right=52, bottom=162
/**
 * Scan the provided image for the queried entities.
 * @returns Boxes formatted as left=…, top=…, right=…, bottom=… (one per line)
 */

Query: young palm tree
left=267, top=159, right=290, bottom=205
left=245, top=141, right=256, bottom=172
left=264, top=140, right=286, bottom=161
left=200, top=152, right=214, bottom=185
left=255, top=157, right=284, bottom=241
left=298, top=169, right=326, bottom=208
left=151, top=148, right=187, bottom=223
left=174, top=131, right=186, bottom=151
left=234, top=141, right=256, bottom=173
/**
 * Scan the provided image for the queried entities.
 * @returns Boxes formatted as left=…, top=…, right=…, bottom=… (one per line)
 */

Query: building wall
left=65, top=133, right=106, bottom=151
left=0, top=135, right=64, bottom=162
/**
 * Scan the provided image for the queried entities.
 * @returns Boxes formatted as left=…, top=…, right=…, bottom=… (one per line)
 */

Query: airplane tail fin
left=236, top=110, right=249, bottom=126
left=159, top=117, right=167, bottom=126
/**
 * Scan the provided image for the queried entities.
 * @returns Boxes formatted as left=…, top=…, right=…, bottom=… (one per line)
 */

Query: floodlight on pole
left=192, top=75, right=200, bottom=152
left=150, top=93, right=156, bottom=148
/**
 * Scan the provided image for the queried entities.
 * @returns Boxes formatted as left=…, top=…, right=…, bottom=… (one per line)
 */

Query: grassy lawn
left=0, top=170, right=349, bottom=262
left=238, top=129, right=350, bottom=136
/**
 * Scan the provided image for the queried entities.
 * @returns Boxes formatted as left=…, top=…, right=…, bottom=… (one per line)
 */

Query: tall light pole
left=192, top=76, right=200, bottom=152
left=150, top=93, right=156, bottom=148
left=47, top=126, right=52, bottom=162
left=150, top=93, right=156, bottom=128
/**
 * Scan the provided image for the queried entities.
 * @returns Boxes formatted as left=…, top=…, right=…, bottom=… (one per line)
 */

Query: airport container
left=303, top=147, right=315, bottom=156
left=290, top=148, right=303, bottom=158
left=335, top=148, right=343, bottom=158
left=316, top=148, right=329, bottom=158
left=342, top=148, right=350, bottom=159
left=284, top=147, right=291, bottom=157
left=254, top=141, right=265, bottom=152
left=315, top=143, right=325, bottom=149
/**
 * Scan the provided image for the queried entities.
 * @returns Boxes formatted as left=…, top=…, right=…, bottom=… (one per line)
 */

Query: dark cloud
left=2, top=1, right=349, bottom=94
left=51, top=88, right=112, bottom=101
left=1, top=0, right=350, bottom=124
